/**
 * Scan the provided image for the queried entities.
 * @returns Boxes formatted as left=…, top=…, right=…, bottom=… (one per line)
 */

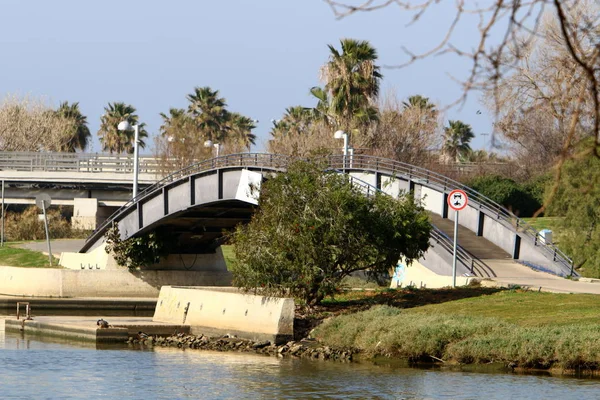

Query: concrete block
left=73, top=198, right=98, bottom=230
left=153, top=286, right=294, bottom=344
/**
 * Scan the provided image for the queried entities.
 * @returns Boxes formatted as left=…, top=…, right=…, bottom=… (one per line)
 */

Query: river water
left=1, top=327, right=600, bottom=399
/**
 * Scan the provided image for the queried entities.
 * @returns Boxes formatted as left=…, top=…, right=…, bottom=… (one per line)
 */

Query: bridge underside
left=143, top=200, right=255, bottom=253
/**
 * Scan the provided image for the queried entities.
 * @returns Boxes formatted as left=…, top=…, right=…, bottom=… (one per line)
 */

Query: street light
left=204, top=140, right=221, bottom=157
left=334, top=130, right=349, bottom=168
left=117, top=120, right=140, bottom=199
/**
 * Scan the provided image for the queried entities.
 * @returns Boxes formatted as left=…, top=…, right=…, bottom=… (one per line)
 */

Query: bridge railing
left=87, top=153, right=292, bottom=241
left=327, top=154, right=574, bottom=276
left=0, top=151, right=165, bottom=175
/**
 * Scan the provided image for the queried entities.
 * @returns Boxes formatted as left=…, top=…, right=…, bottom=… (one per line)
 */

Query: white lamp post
left=204, top=140, right=221, bottom=157
left=118, top=120, right=140, bottom=199
left=334, top=130, right=349, bottom=168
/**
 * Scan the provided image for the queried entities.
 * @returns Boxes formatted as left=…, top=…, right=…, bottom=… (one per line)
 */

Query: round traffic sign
left=35, top=194, right=52, bottom=210
left=448, top=189, right=468, bottom=211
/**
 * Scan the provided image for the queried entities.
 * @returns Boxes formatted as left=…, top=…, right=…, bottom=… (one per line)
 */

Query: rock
left=290, top=344, right=304, bottom=355
left=251, top=340, right=271, bottom=349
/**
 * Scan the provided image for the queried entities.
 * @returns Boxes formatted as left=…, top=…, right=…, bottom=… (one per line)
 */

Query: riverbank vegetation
left=311, top=288, right=600, bottom=371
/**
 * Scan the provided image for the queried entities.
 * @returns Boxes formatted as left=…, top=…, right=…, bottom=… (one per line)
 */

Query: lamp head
left=204, top=140, right=213, bottom=148
left=118, top=120, right=132, bottom=131
left=334, top=130, right=347, bottom=139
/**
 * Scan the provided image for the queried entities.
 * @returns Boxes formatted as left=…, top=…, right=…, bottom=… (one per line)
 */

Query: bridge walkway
left=428, top=213, right=510, bottom=260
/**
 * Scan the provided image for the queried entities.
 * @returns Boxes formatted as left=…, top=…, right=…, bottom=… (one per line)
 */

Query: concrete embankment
left=0, top=266, right=231, bottom=297
left=3, top=287, right=295, bottom=345
left=153, top=286, right=295, bottom=344
left=0, top=296, right=157, bottom=316
left=4, top=316, right=189, bottom=343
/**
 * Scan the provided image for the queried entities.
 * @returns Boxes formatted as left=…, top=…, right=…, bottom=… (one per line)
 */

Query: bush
left=466, top=175, right=543, bottom=217
left=231, top=160, right=432, bottom=306
left=4, top=206, right=73, bottom=241
left=104, top=225, right=176, bottom=269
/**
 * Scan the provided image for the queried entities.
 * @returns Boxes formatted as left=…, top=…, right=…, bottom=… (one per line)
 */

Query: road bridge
left=71, top=153, right=573, bottom=281
left=0, top=151, right=167, bottom=228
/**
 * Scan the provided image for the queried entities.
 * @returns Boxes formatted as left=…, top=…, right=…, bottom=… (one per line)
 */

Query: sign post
left=36, top=194, right=52, bottom=267
left=447, top=189, right=468, bottom=288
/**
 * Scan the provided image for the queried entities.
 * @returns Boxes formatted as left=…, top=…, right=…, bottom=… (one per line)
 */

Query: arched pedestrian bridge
left=78, top=153, right=574, bottom=280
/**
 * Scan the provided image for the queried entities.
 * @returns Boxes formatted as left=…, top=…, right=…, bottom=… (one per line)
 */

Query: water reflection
left=1, top=327, right=600, bottom=399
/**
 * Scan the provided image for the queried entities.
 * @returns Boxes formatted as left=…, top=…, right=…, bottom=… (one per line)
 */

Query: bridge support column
left=73, top=198, right=98, bottom=230
left=513, top=234, right=521, bottom=259
left=477, top=210, right=484, bottom=236
left=442, top=193, right=449, bottom=218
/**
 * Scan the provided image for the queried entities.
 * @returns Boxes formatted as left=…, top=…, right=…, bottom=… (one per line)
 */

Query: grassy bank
left=0, top=245, right=60, bottom=267
left=312, top=289, right=600, bottom=371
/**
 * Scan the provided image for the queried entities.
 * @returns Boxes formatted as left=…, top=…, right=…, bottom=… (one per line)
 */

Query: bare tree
left=323, top=0, right=600, bottom=162
left=268, top=120, right=339, bottom=156
left=488, top=6, right=597, bottom=181
left=366, top=93, right=441, bottom=165
left=0, top=95, right=75, bottom=151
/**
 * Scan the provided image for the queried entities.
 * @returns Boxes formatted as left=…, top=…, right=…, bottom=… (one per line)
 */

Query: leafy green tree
left=547, top=141, right=600, bottom=276
left=231, top=160, right=431, bottom=306
left=98, top=102, right=148, bottom=154
left=443, top=120, right=475, bottom=162
left=55, top=101, right=91, bottom=152
left=321, top=38, right=382, bottom=130
left=467, top=175, right=542, bottom=217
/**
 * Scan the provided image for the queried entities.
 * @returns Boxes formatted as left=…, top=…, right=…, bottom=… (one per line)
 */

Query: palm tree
left=321, top=38, right=382, bottom=128
left=55, top=101, right=91, bottom=152
left=269, top=106, right=315, bottom=139
left=309, top=86, right=331, bottom=124
left=159, top=108, right=194, bottom=142
left=443, top=120, right=475, bottom=162
left=227, top=113, right=257, bottom=151
left=98, top=102, right=148, bottom=154
left=187, top=87, right=229, bottom=142
left=403, top=95, right=437, bottom=115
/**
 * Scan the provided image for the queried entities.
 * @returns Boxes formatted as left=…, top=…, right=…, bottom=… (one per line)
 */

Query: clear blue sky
left=0, top=0, right=493, bottom=153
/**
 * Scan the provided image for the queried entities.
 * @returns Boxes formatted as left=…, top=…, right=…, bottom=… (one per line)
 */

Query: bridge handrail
left=85, top=153, right=573, bottom=275
left=327, top=154, right=573, bottom=275
left=88, top=153, right=291, bottom=240
left=344, top=174, right=493, bottom=277
left=0, top=151, right=165, bottom=174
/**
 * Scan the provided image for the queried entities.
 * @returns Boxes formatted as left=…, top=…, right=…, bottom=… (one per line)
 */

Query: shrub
left=466, top=175, right=542, bottom=217
left=4, top=206, right=72, bottom=241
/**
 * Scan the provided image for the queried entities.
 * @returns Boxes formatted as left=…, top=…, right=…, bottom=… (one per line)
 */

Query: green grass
left=313, top=289, right=600, bottom=370
left=0, top=245, right=60, bottom=268
left=220, top=245, right=236, bottom=270
left=521, top=216, right=563, bottom=232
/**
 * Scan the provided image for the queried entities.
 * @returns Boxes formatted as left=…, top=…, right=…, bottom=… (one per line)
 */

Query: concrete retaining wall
left=153, top=286, right=294, bottom=344
left=0, top=267, right=231, bottom=298
left=390, top=261, right=474, bottom=289
left=60, top=244, right=228, bottom=272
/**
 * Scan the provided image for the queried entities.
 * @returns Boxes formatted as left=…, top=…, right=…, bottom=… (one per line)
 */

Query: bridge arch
left=80, top=153, right=574, bottom=278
